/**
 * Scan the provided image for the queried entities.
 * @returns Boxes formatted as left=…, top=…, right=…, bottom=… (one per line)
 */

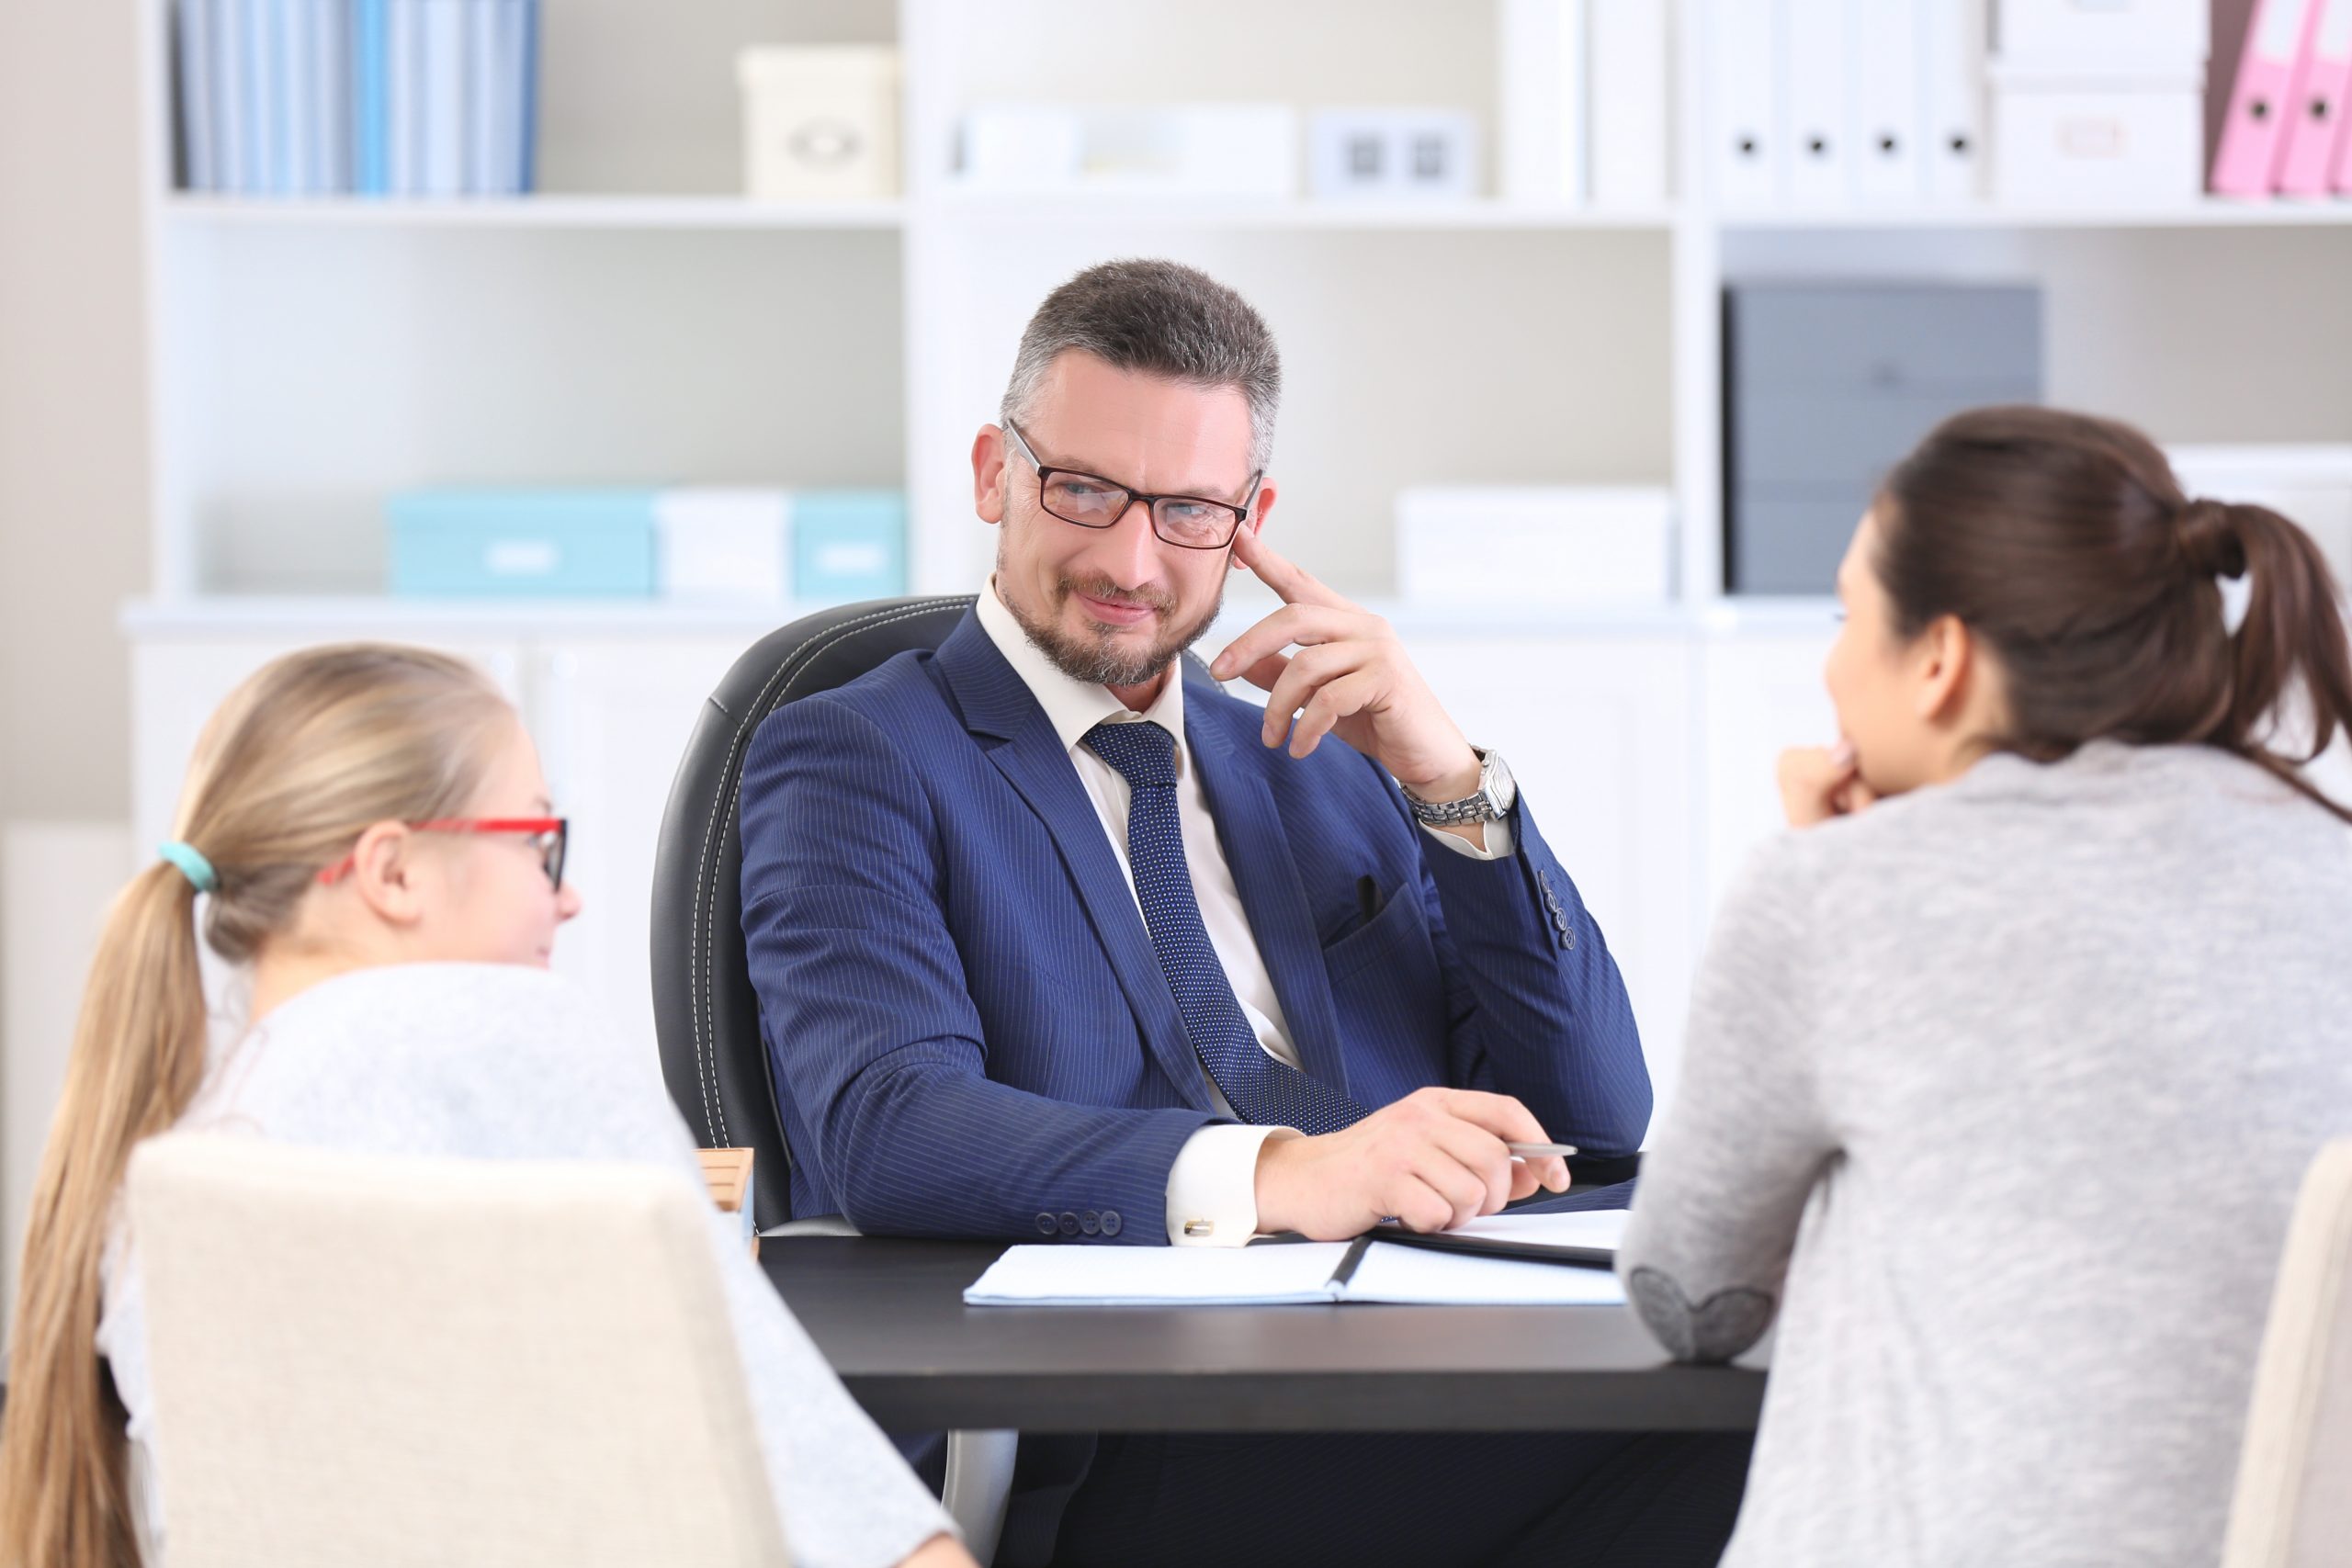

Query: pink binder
left=2278, top=0, right=2352, bottom=193
left=2212, top=0, right=2315, bottom=195
left=2338, top=97, right=2352, bottom=188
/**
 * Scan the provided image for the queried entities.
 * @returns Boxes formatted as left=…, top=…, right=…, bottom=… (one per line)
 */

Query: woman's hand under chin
left=1778, top=740, right=1881, bottom=829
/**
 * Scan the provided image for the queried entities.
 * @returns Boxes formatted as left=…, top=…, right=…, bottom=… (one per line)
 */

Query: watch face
left=1482, top=752, right=1516, bottom=816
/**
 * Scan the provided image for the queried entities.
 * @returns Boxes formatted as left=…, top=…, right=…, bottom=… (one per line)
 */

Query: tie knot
left=1084, top=719, right=1178, bottom=789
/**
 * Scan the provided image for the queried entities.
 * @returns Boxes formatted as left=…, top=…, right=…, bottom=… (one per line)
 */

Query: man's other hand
left=1250, top=1087, right=1572, bottom=1240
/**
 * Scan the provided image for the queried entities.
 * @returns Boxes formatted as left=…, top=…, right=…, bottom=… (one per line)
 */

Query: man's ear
left=1233, top=479, right=1276, bottom=570
left=346, top=821, right=426, bottom=929
left=1914, top=614, right=1975, bottom=725
left=973, top=424, right=1009, bottom=525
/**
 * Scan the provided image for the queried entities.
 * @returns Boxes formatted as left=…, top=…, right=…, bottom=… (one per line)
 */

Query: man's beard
left=1002, top=565, right=1225, bottom=689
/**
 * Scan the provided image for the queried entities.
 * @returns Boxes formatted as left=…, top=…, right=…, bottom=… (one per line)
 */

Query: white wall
left=0, top=0, right=153, bottom=1335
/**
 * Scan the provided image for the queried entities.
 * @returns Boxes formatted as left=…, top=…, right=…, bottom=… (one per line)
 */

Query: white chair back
left=127, top=1133, right=790, bottom=1568
left=2222, top=1140, right=2352, bottom=1568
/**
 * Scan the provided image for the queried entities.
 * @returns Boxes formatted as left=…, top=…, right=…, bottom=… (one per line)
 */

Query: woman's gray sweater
left=1621, top=742, right=2352, bottom=1566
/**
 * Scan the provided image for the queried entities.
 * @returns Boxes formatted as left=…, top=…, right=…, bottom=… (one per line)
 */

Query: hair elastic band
left=157, top=841, right=219, bottom=894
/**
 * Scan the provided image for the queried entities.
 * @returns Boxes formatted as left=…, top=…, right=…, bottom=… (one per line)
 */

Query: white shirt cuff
left=1165, top=1123, right=1287, bottom=1246
left=1419, top=813, right=1514, bottom=860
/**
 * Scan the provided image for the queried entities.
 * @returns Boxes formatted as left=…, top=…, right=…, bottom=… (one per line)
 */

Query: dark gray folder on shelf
left=1724, top=280, right=2043, bottom=595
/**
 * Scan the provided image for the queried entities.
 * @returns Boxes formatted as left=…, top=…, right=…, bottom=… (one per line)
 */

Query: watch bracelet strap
left=1403, top=747, right=1503, bottom=824
left=1411, top=794, right=1499, bottom=824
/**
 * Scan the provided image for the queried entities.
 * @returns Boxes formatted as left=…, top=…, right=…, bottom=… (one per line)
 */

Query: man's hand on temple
left=1209, top=527, right=1485, bottom=806
left=1250, top=1087, right=1572, bottom=1240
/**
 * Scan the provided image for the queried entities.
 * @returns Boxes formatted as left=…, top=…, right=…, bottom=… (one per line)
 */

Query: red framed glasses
left=317, top=818, right=569, bottom=888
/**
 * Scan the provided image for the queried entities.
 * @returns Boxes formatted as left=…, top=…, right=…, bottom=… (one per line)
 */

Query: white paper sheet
left=964, top=1242, right=1356, bottom=1306
left=1438, top=1209, right=1633, bottom=1252
left=1343, top=1241, right=1626, bottom=1306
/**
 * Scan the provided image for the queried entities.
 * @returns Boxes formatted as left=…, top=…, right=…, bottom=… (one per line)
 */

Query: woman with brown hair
left=0, top=644, right=970, bottom=1568
left=1621, top=406, right=2352, bottom=1565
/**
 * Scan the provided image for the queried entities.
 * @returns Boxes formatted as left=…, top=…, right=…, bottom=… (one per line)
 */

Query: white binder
left=1588, top=0, right=1670, bottom=206
left=1498, top=0, right=1587, bottom=204
left=1781, top=0, right=1854, bottom=207
left=1852, top=0, right=1925, bottom=204
left=1709, top=0, right=1781, bottom=208
left=1924, top=0, right=1989, bottom=203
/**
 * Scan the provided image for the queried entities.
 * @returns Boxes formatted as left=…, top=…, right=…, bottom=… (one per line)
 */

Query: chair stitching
left=687, top=597, right=972, bottom=1151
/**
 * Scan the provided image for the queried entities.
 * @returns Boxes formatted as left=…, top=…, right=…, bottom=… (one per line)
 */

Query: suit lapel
left=1183, top=675, right=1351, bottom=1097
left=937, top=615, right=1212, bottom=1112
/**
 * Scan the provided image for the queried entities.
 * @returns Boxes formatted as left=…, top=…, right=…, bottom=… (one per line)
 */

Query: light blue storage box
left=388, top=490, right=660, bottom=597
left=792, top=490, right=907, bottom=600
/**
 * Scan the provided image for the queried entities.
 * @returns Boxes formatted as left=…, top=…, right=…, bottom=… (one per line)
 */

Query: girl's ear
left=345, top=821, right=426, bottom=928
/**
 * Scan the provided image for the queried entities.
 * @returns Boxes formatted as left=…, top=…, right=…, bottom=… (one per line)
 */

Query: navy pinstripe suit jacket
left=737, top=608, right=1652, bottom=1238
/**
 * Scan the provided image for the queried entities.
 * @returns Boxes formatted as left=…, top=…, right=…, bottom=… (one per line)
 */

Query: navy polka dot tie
left=1085, top=719, right=1369, bottom=1135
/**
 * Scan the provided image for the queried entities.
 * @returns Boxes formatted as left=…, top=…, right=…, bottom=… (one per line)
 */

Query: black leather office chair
left=650, top=594, right=977, bottom=1224
left=649, top=594, right=1013, bottom=1562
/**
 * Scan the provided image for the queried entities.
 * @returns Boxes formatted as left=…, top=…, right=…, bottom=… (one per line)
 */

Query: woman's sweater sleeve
left=1618, top=832, right=1838, bottom=1363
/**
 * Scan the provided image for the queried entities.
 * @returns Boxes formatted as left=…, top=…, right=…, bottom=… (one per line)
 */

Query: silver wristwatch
left=1403, top=747, right=1516, bottom=826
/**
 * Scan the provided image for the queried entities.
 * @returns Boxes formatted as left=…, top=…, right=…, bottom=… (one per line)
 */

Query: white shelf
left=1718, top=200, right=2352, bottom=231
left=120, top=593, right=1844, bottom=642
left=162, top=191, right=1684, bottom=234
left=164, top=193, right=911, bottom=231
left=924, top=193, right=1680, bottom=231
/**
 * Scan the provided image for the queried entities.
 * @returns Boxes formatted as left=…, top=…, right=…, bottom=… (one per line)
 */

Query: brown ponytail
left=0, top=644, right=513, bottom=1568
left=1873, top=405, right=2352, bottom=823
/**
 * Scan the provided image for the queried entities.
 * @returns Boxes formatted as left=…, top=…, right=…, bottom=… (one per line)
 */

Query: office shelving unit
left=123, top=0, right=2352, bottom=1103
left=130, top=0, right=2352, bottom=606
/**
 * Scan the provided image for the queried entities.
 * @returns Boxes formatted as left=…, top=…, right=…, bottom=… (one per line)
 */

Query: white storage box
left=1995, top=0, right=2209, bottom=67
left=2166, top=446, right=2352, bottom=591
left=1991, top=63, right=2203, bottom=207
left=738, top=46, right=899, bottom=201
left=1396, top=487, right=1674, bottom=605
left=960, top=104, right=1297, bottom=197
left=1308, top=109, right=1479, bottom=201
left=657, top=489, right=790, bottom=604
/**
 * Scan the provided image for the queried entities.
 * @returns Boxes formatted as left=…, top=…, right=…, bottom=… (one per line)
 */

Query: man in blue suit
left=740, top=260, right=1746, bottom=1566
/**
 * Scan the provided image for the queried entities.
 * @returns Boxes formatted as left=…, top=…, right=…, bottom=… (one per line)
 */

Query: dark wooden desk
left=763, top=1236, right=1767, bottom=1435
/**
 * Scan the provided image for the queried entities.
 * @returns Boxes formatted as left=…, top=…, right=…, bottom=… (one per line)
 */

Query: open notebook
left=964, top=1211, right=1630, bottom=1307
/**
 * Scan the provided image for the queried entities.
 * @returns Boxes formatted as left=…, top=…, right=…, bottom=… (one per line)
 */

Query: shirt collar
left=977, top=577, right=1189, bottom=773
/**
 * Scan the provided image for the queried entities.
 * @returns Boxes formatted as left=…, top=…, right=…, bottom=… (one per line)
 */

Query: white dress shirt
left=973, top=581, right=1510, bottom=1246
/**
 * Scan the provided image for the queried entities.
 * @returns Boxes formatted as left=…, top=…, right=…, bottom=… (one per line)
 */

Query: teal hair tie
left=157, top=841, right=219, bottom=894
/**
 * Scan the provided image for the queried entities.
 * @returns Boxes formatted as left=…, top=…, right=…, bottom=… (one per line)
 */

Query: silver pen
left=1505, top=1141, right=1577, bottom=1158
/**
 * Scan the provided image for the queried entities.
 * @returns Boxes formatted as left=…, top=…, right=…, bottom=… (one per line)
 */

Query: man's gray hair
left=999, top=258, right=1283, bottom=474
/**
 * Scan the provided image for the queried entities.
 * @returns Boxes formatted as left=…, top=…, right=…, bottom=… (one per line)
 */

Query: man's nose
left=1086, top=496, right=1163, bottom=588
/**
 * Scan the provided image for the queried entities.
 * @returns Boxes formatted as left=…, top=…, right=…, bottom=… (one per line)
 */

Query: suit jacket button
left=1561, top=929, right=1577, bottom=950
left=1554, top=910, right=1571, bottom=931
left=1080, top=1210, right=1101, bottom=1235
left=1035, top=1213, right=1057, bottom=1235
left=1101, top=1210, right=1123, bottom=1236
left=1058, top=1212, right=1081, bottom=1237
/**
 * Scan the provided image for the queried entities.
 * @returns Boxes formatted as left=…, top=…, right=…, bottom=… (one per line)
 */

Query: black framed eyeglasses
left=1003, top=421, right=1260, bottom=551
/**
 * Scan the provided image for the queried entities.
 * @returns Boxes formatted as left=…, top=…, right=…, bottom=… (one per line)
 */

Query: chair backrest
left=649, top=595, right=976, bottom=1225
left=2222, top=1139, right=2352, bottom=1568
left=127, top=1133, right=789, bottom=1568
